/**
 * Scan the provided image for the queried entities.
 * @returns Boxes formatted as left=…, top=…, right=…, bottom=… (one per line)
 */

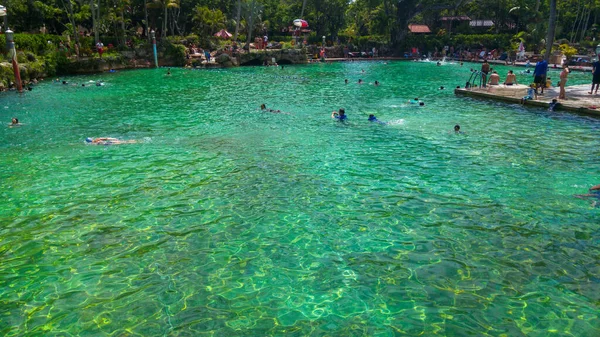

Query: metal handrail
left=465, top=71, right=484, bottom=89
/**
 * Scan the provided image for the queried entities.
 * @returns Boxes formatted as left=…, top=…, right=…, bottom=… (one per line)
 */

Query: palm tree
left=149, top=0, right=179, bottom=38
left=544, top=0, right=557, bottom=61
left=234, top=0, right=242, bottom=41
left=243, top=0, right=263, bottom=50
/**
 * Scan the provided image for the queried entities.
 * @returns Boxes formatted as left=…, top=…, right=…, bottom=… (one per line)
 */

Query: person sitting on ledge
left=521, top=84, right=537, bottom=104
left=488, top=71, right=500, bottom=85
left=504, top=70, right=517, bottom=85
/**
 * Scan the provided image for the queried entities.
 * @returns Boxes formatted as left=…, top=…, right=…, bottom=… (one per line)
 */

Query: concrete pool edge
left=454, top=87, right=600, bottom=117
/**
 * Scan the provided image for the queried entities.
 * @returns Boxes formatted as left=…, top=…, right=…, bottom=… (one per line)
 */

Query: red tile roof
left=408, top=24, right=431, bottom=34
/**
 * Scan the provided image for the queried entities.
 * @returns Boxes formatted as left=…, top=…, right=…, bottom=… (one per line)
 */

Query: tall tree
left=234, top=0, right=242, bottom=41
left=544, top=0, right=557, bottom=61
left=243, top=0, right=263, bottom=50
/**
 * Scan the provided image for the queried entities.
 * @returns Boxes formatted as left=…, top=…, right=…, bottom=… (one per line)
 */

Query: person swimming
left=374, top=81, right=380, bottom=86
left=345, top=79, right=348, bottom=84
left=9, top=118, right=23, bottom=127
left=358, top=79, right=363, bottom=84
left=409, top=98, right=419, bottom=104
left=260, top=104, right=281, bottom=113
left=85, top=137, right=137, bottom=145
left=574, top=184, right=600, bottom=207
left=454, top=124, right=462, bottom=133
left=332, top=108, right=347, bottom=121
left=368, top=114, right=378, bottom=122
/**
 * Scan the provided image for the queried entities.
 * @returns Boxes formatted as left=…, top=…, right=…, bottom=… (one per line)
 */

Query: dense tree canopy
left=1, top=0, right=598, bottom=53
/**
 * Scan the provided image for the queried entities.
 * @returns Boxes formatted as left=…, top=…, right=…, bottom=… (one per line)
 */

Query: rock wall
left=216, top=49, right=308, bottom=67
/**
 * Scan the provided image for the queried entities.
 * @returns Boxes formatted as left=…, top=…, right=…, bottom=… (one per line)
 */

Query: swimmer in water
left=345, top=79, right=348, bottom=84
left=454, top=124, right=462, bottom=133
left=332, top=108, right=347, bottom=121
left=374, top=81, right=380, bottom=86
left=409, top=98, right=419, bottom=104
left=419, top=102, right=425, bottom=106
left=85, top=137, right=137, bottom=145
left=9, top=118, right=23, bottom=127
left=260, top=104, right=281, bottom=113
left=358, top=79, right=363, bottom=84
left=167, top=68, right=171, bottom=75
left=574, top=184, right=600, bottom=207
left=439, top=86, right=445, bottom=90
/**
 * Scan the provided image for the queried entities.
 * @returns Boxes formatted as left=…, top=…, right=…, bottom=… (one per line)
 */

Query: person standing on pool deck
left=481, top=60, right=490, bottom=87
left=589, top=59, right=600, bottom=94
left=533, top=58, right=548, bottom=95
left=559, top=65, right=569, bottom=99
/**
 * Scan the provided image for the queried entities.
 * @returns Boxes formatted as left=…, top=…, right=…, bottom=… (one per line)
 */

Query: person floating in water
left=260, top=104, right=281, bottom=113
left=9, top=118, right=23, bottom=127
left=374, top=81, right=380, bottom=86
left=358, top=79, right=363, bottom=84
left=454, top=124, right=462, bottom=133
left=166, top=68, right=171, bottom=76
left=368, top=114, right=386, bottom=124
left=345, top=79, right=348, bottom=84
left=85, top=137, right=137, bottom=145
left=574, top=184, right=600, bottom=207
left=332, top=108, right=347, bottom=121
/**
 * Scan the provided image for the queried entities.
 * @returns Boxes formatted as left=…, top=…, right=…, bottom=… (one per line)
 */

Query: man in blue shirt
left=533, top=59, right=548, bottom=94
left=589, top=59, right=600, bottom=94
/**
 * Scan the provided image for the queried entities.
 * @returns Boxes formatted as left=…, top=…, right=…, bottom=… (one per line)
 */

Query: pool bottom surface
left=0, top=61, right=599, bottom=336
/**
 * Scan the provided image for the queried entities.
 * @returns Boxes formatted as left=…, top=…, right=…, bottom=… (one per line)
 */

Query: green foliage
left=164, top=43, right=187, bottom=66
left=193, top=6, right=227, bottom=37
left=559, top=44, right=577, bottom=59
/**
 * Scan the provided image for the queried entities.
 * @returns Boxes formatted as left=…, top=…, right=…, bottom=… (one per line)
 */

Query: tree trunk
left=391, top=0, right=423, bottom=53
left=144, top=0, right=150, bottom=42
left=544, top=0, right=557, bottom=61
left=121, top=8, right=126, bottom=46
left=162, top=2, right=168, bottom=38
left=246, top=12, right=254, bottom=50
left=234, top=0, right=241, bottom=41
left=89, top=0, right=99, bottom=44
left=301, top=0, right=307, bottom=18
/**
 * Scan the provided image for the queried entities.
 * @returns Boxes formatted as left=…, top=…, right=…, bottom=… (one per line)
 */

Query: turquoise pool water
left=1, top=61, right=599, bottom=336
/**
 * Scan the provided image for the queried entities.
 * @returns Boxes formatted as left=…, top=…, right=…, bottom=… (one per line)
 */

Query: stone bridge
left=216, top=49, right=308, bottom=67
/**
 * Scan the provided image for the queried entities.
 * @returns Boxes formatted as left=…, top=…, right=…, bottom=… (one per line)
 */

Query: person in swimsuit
left=85, top=137, right=137, bottom=145
left=574, top=184, right=600, bottom=207
left=260, top=104, right=281, bottom=113
left=332, top=108, right=347, bottom=121
left=504, top=70, right=517, bottom=85
left=488, top=71, right=500, bottom=85
left=481, top=60, right=490, bottom=87
left=559, top=65, right=569, bottom=99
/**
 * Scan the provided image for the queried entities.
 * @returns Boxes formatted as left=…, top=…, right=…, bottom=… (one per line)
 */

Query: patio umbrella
left=293, top=19, right=309, bottom=28
left=214, top=29, right=232, bottom=39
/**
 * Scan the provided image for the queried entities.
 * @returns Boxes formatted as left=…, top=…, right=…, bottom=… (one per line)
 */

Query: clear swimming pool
left=1, top=61, right=598, bottom=336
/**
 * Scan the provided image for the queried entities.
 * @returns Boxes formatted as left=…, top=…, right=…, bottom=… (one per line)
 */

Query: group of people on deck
left=480, top=59, right=570, bottom=100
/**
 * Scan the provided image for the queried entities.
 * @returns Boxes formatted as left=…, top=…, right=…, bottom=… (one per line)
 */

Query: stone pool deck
left=455, top=84, right=600, bottom=117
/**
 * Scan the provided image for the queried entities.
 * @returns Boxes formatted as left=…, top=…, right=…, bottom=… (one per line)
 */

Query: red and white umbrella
left=214, top=29, right=232, bottom=39
left=293, top=19, right=309, bottom=28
